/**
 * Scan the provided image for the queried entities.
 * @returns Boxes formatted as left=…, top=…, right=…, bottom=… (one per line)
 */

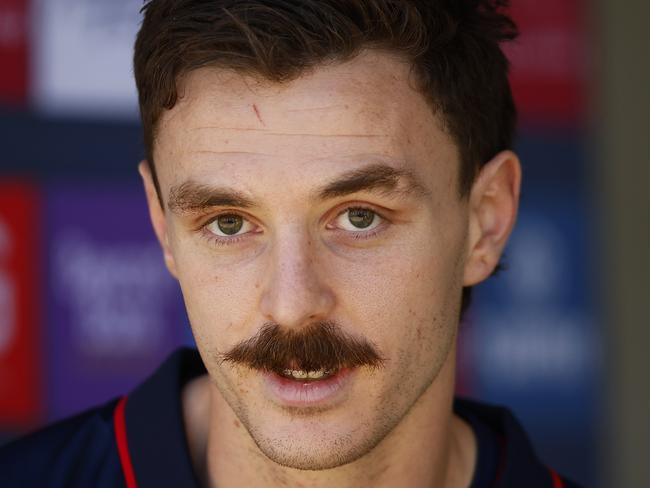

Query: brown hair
left=133, top=0, right=518, bottom=314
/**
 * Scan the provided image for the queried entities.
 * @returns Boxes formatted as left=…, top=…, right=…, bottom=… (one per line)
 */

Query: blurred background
left=1, top=1, right=649, bottom=487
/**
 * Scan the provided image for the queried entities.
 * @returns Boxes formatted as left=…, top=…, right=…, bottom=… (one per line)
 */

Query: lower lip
left=262, top=368, right=354, bottom=407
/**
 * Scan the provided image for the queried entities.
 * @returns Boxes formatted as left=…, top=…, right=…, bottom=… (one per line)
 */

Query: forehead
left=153, top=50, right=458, bottom=195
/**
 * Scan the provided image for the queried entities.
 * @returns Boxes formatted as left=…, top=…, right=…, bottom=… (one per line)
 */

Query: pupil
left=348, top=208, right=374, bottom=229
left=217, top=214, right=243, bottom=235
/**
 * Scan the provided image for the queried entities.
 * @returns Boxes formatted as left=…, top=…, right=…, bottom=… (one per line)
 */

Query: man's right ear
left=138, top=161, right=178, bottom=278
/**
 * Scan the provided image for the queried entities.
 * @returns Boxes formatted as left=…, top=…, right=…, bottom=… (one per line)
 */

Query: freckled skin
left=144, top=50, right=520, bottom=488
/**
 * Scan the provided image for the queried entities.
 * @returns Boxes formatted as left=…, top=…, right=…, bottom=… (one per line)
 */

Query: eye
left=333, top=207, right=382, bottom=232
left=205, top=213, right=255, bottom=237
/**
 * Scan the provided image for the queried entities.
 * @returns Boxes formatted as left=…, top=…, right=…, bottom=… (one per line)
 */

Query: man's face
left=151, top=51, right=471, bottom=469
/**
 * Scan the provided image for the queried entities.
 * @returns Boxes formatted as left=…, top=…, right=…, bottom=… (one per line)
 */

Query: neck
left=183, top=348, right=476, bottom=488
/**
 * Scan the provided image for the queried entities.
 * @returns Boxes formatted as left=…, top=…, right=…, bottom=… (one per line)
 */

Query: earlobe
left=138, top=161, right=178, bottom=278
left=463, top=150, right=521, bottom=287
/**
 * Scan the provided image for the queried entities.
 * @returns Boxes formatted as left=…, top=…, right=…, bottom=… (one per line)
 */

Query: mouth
left=262, top=366, right=354, bottom=408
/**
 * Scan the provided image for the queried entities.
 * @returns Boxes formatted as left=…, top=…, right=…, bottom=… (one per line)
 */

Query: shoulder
left=0, top=348, right=203, bottom=488
left=454, top=397, right=583, bottom=488
left=0, top=398, right=125, bottom=488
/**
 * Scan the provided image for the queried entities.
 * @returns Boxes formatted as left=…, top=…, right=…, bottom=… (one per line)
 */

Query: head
left=135, top=0, right=520, bottom=471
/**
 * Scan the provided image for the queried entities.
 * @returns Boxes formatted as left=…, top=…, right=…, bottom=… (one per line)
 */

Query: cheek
left=349, top=239, right=460, bottom=315
left=170, top=237, right=264, bottom=352
left=335, top=228, right=465, bottom=366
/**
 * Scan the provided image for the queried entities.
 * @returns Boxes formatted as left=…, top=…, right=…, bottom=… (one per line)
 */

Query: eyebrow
left=315, top=163, right=431, bottom=200
left=167, top=163, right=430, bottom=214
left=167, top=182, right=255, bottom=214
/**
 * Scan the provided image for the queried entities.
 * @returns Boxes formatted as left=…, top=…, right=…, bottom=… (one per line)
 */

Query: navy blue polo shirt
left=0, top=348, right=580, bottom=487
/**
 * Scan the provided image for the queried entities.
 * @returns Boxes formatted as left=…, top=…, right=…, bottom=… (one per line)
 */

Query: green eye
left=347, top=208, right=376, bottom=229
left=216, top=214, right=244, bottom=235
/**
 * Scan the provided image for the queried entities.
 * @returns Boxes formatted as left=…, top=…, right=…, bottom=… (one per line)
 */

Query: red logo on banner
left=0, top=182, right=42, bottom=428
left=505, top=0, right=588, bottom=125
left=0, top=0, right=29, bottom=105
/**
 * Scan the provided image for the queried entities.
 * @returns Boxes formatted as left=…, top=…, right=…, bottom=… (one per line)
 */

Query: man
left=0, top=1, right=579, bottom=486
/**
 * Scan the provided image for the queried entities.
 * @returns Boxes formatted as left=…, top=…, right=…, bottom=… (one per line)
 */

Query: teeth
left=283, top=369, right=328, bottom=380
left=307, top=370, right=326, bottom=379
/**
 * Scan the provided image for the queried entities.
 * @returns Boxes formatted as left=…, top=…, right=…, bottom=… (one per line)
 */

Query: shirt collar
left=124, top=347, right=205, bottom=488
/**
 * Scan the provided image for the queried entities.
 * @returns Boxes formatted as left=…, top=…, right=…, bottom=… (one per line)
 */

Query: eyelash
left=202, top=230, right=248, bottom=247
left=199, top=215, right=253, bottom=247
left=199, top=205, right=388, bottom=247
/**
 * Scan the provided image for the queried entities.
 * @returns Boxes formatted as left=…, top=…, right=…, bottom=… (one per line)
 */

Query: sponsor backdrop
left=0, top=1, right=599, bottom=486
left=44, top=183, right=189, bottom=419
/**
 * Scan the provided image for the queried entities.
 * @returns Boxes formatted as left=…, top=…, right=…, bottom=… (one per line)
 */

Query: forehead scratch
left=252, top=103, right=265, bottom=126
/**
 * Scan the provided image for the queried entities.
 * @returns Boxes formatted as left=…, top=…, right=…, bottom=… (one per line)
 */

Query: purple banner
left=45, top=182, right=190, bottom=420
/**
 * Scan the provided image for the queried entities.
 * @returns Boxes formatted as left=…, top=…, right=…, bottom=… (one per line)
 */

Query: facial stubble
left=210, top=317, right=456, bottom=472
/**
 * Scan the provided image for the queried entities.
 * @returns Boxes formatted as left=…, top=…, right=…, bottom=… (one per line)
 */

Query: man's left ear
left=463, top=150, right=521, bottom=287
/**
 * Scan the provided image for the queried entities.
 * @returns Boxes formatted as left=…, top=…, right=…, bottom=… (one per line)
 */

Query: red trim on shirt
left=113, top=397, right=138, bottom=488
left=549, top=467, right=564, bottom=488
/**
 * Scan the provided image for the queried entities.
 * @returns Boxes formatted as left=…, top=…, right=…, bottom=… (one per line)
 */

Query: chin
left=253, top=433, right=372, bottom=471
left=244, top=411, right=395, bottom=472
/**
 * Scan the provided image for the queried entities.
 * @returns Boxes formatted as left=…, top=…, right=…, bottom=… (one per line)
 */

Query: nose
left=259, top=230, right=335, bottom=329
